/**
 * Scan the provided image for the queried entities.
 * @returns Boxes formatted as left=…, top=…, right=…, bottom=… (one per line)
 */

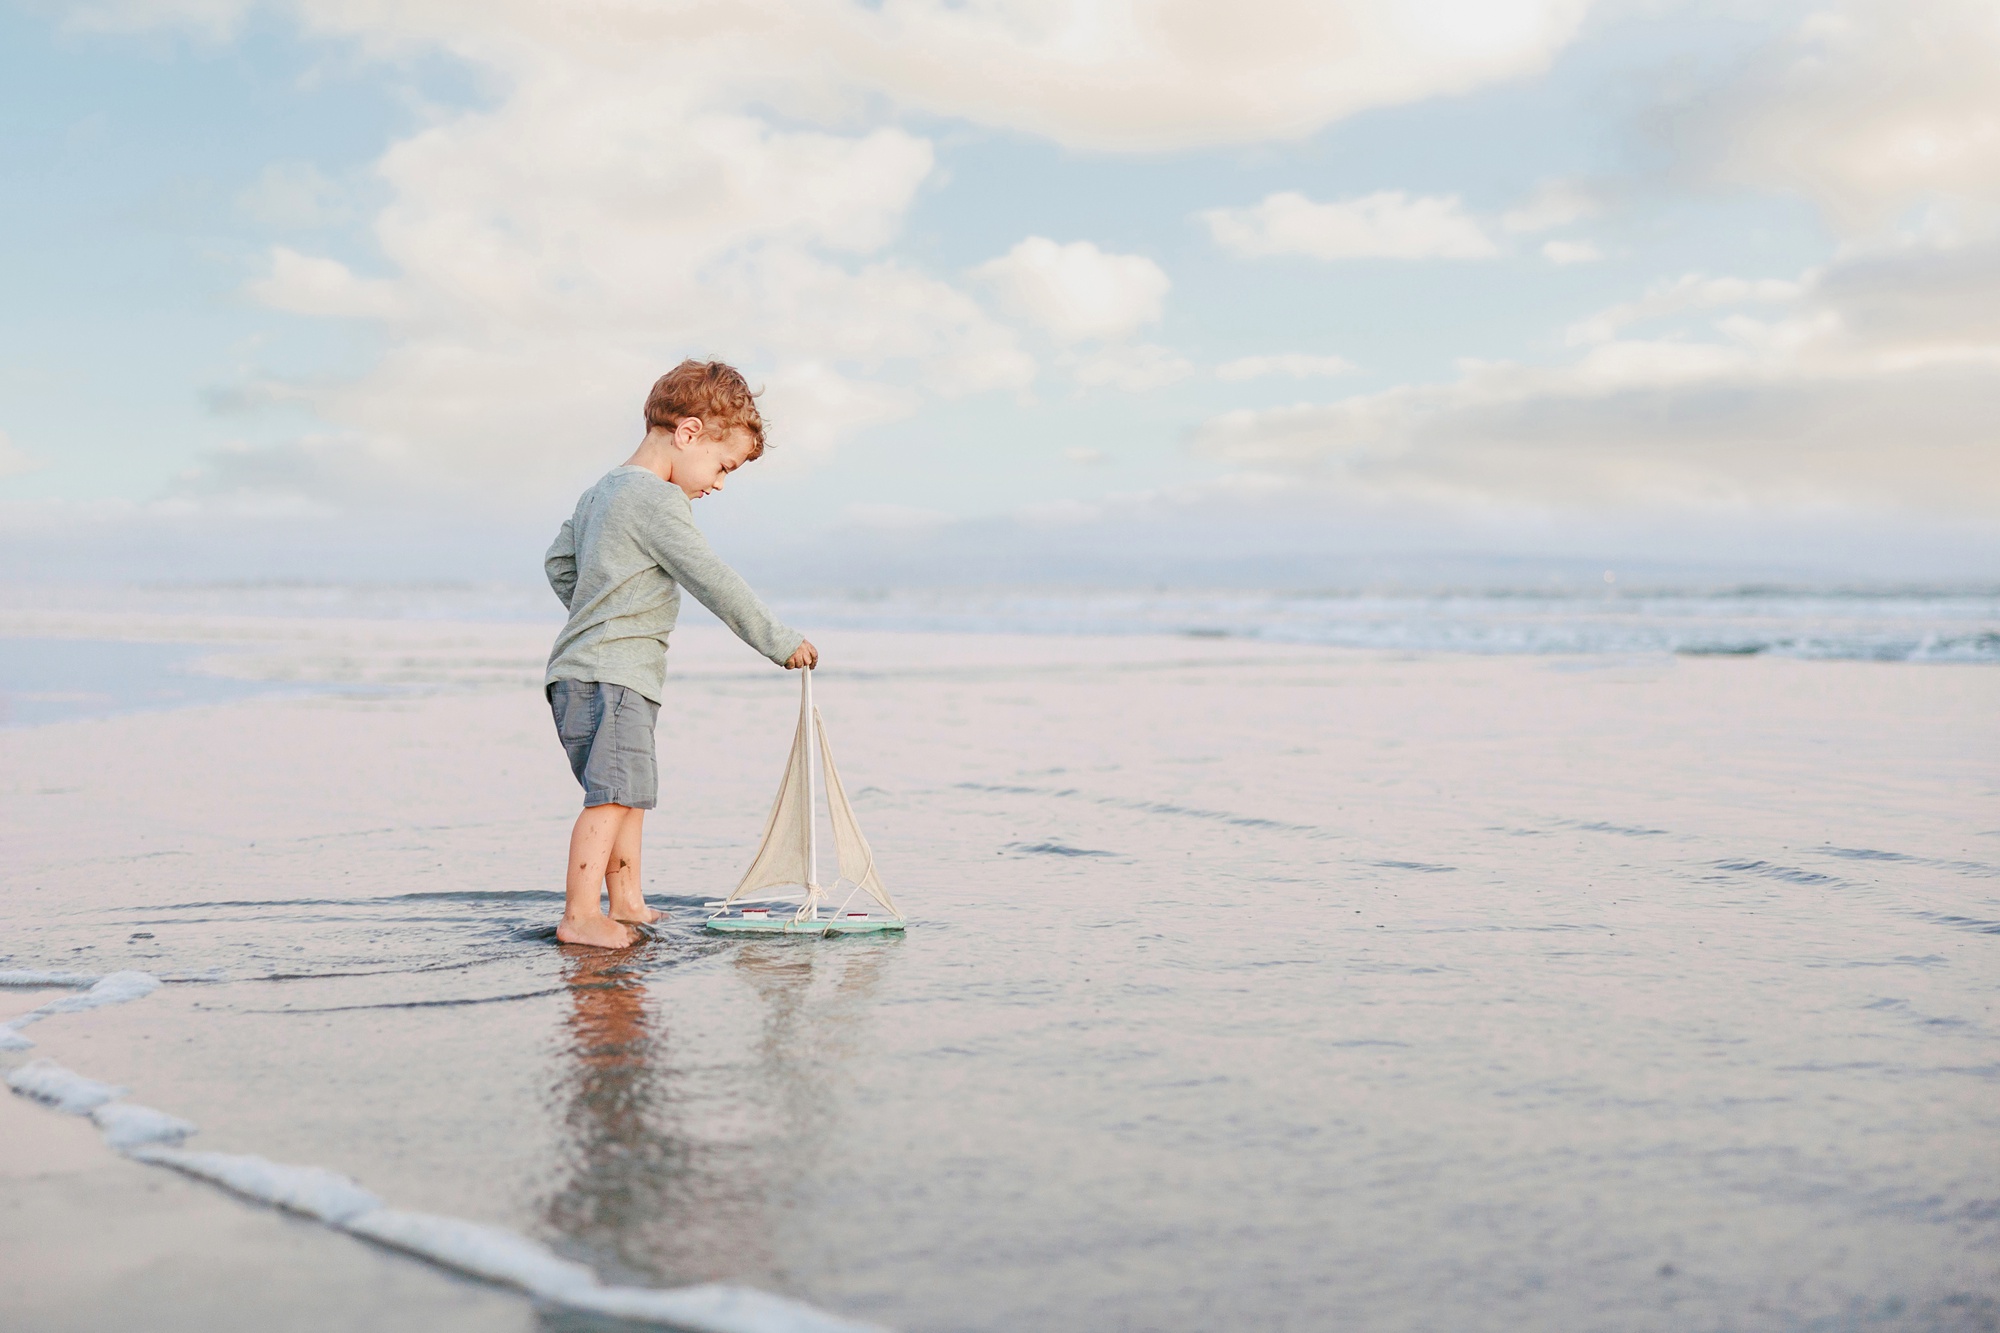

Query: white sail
left=724, top=674, right=815, bottom=905
left=718, top=669, right=902, bottom=926
left=814, top=709, right=902, bottom=918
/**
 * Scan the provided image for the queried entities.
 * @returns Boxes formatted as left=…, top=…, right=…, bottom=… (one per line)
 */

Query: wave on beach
left=4, top=978, right=886, bottom=1333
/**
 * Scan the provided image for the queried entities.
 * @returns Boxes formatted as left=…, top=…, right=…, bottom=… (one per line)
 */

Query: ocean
left=1, top=586, right=1996, bottom=1330
left=3, top=581, right=1996, bottom=728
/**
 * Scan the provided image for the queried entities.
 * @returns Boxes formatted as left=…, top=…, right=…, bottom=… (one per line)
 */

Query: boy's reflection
left=544, top=948, right=689, bottom=1286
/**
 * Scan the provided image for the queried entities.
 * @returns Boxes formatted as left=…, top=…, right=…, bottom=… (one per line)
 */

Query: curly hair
left=643, top=359, right=766, bottom=458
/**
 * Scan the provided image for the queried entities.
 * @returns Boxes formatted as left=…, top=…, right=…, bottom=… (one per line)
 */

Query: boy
left=544, top=360, right=817, bottom=949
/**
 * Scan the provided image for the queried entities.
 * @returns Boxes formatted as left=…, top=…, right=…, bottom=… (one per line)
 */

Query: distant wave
left=4, top=580, right=1995, bottom=663
left=772, top=588, right=2000, bottom=664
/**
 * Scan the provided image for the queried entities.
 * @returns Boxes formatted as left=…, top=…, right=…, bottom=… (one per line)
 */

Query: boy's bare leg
left=558, top=804, right=638, bottom=948
left=606, top=806, right=662, bottom=924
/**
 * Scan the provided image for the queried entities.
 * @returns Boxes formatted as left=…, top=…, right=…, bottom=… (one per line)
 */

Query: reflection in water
left=732, top=941, right=893, bottom=1152
left=542, top=949, right=684, bottom=1287
left=538, top=939, right=897, bottom=1305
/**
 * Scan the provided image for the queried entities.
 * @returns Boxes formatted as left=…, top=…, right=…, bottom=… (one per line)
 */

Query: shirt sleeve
left=639, top=489, right=804, bottom=666
left=545, top=518, right=578, bottom=610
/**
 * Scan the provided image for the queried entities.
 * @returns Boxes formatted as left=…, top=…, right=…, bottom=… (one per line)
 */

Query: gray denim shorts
left=547, top=680, right=660, bottom=809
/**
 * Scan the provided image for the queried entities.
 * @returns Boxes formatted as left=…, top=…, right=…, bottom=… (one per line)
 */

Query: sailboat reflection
left=730, top=941, right=893, bottom=1138
left=539, top=938, right=897, bottom=1306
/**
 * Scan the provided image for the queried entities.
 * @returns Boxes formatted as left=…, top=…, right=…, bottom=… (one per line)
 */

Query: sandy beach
left=3, top=613, right=1997, bottom=1331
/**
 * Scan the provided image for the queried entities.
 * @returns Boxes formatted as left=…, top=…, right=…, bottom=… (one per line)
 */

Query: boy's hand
left=785, top=640, right=819, bottom=670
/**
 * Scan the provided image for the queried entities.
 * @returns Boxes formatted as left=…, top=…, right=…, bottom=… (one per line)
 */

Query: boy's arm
left=545, top=519, right=579, bottom=609
left=640, top=492, right=803, bottom=666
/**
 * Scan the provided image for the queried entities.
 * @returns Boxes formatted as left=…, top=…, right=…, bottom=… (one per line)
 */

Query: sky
left=1, top=0, right=1996, bottom=590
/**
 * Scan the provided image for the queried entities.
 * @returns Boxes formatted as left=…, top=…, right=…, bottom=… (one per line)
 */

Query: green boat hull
left=704, top=916, right=906, bottom=935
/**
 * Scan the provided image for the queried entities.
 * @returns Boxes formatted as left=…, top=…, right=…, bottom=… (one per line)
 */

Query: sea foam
left=567, top=1281, right=890, bottom=1333
left=0, top=970, right=100, bottom=988
left=41, top=971, right=161, bottom=1008
left=346, top=1208, right=600, bottom=1294
left=7, top=1059, right=126, bottom=1112
left=91, top=1101, right=197, bottom=1150
left=0, top=971, right=162, bottom=1049
left=133, top=1147, right=385, bottom=1224
left=8, top=1055, right=887, bottom=1331
left=136, top=1149, right=886, bottom=1330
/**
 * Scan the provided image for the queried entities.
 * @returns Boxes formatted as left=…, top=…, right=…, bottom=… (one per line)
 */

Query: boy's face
left=672, top=422, right=755, bottom=500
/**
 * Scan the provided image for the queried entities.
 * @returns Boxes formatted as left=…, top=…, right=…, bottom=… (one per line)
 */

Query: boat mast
left=804, top=665, right=820, bottom=918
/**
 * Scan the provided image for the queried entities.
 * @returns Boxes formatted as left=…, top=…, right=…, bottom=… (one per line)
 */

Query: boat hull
left=704, top=917, right=906, bottom=935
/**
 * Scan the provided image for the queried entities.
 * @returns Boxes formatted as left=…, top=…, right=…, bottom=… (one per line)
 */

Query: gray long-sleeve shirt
left=544, top=466, right=803, bottom=702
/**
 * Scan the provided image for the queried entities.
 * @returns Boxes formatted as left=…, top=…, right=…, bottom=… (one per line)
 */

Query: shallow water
left=3, top=623, right=1997, bottom=1331
left=0, top=638, right=304, bottom=726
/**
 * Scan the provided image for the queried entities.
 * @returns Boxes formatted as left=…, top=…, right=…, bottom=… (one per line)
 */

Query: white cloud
left=206, top=254, right=1031, bottom=503
left=1201, top=191, right=1498, bottom=260
left=236, top=162, right=351, bottom=230
left=1207, top=178, right=1603, bottom=264
left=755, top=362, right=919, bottom=457
left=1193, top=237, right=2000, bottom=513
left=1677, top=0, right=2000, bottom=233
left=1811, top=238, right=2000, bottom=347
left=1068, top=343, right=1194, bottom=393
left=974, top=238, right=1172, bottom=344
left=246, top=248, right=404, bottom=319
left=1540, top=240, right=1602, bottom=266
left=76, top=0, right=1595, bottom=152
left=211, top=94, right=1027, bottom=502
left=1566, top=273, right=1806, bottom=345
left=864, top=0, right=1596, bottom=151
left=1501, top=179, right=1597, bottom=233
left=1216, top=353, right=1359, bottom=381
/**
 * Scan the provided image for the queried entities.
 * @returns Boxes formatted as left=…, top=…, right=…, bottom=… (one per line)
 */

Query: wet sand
left=2, top=619, right=1997, bottom=1331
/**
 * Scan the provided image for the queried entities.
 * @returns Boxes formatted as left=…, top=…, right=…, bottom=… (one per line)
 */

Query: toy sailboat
left=704, top=668, right=906, bottom=935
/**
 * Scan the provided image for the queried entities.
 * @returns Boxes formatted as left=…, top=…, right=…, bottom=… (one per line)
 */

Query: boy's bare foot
left=556, top=915, right=639, bottom=949
left=612, top=905, right=665, bottom=925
